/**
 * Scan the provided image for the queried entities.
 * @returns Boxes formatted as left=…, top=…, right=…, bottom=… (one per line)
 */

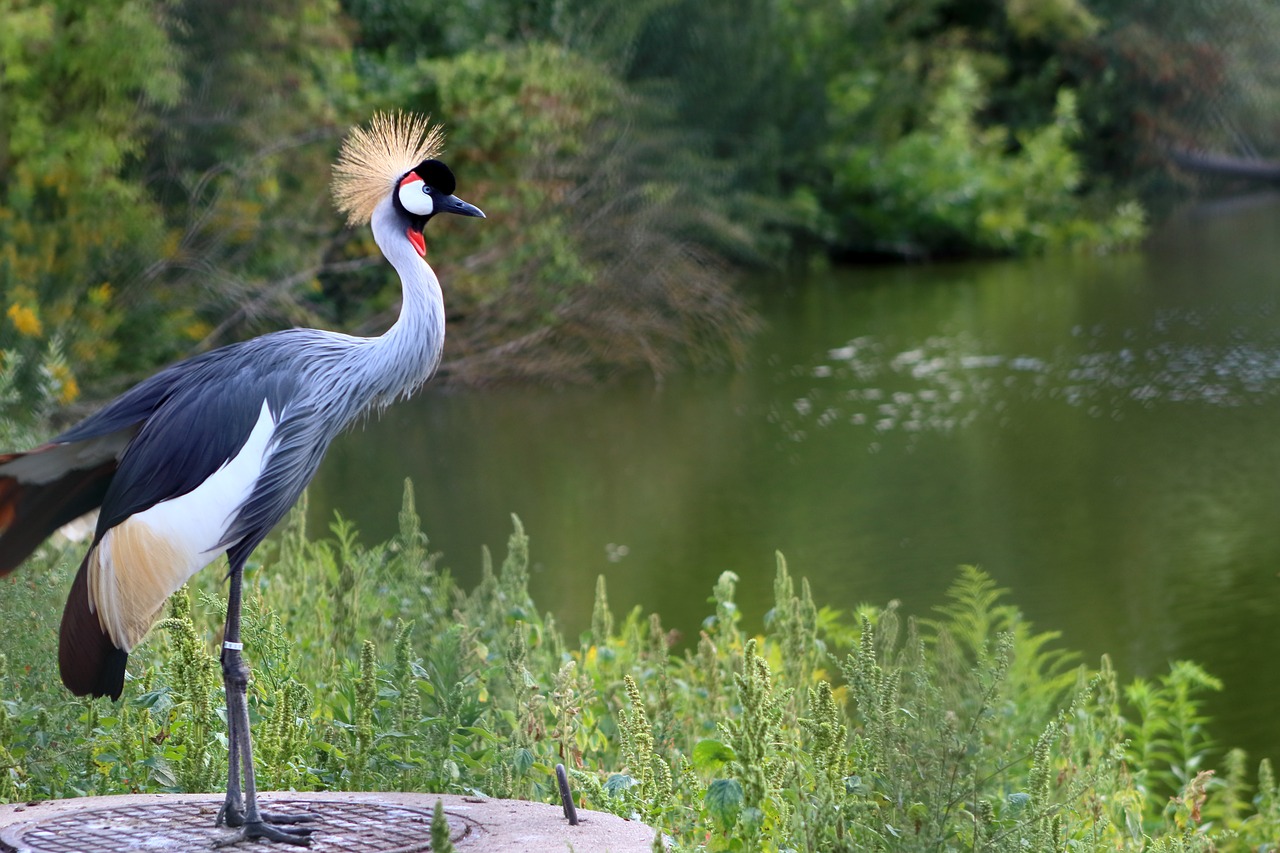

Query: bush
left=825, top=56, right=1146, bottom=258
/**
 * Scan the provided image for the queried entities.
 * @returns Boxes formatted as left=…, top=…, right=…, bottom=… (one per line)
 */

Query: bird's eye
left=398, top=179, right=434, bottom=217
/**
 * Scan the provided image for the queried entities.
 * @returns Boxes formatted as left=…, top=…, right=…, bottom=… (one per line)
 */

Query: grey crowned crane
left=0, top=113, right=484, bottom=845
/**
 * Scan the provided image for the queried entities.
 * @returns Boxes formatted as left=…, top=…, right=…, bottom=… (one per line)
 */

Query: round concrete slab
left=0, top=791, right=656, bottom=852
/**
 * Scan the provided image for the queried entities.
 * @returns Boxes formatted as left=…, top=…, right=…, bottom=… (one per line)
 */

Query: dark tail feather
left=59, top=555, right=128, bottom=700
left=0, top=448, right=116, bottom=576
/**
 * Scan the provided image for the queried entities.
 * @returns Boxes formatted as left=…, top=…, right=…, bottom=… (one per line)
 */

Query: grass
left=2, top=479, right=1279, bottom=851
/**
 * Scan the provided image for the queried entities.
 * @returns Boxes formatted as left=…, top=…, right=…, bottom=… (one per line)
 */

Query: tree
left=0, top=0, right=181, bottom=410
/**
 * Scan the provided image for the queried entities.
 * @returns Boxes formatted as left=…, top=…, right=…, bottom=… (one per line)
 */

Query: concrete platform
left=0, top=791, right=656, bottom=852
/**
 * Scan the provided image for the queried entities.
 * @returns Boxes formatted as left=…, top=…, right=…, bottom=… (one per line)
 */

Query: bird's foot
left=213, top=819, right=315, bottom=847
left=215, top=796, right=239, bottom=828
left=217, top=797, right=317, bottom=831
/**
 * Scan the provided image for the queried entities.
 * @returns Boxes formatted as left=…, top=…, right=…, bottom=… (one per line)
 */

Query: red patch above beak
left=406, top=228, right=426, bottom=259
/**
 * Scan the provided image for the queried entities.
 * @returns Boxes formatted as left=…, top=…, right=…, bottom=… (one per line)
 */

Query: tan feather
left=88, top=518, right=188, bottom=651
left=332, top=112, right=447, bottom=226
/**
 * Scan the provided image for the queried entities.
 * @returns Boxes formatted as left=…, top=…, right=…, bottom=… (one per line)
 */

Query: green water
left=312, top=193, right=1280, bottom=765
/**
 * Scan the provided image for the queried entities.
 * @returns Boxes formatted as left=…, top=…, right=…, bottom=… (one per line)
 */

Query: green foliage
left=430, top=797, right=455, bottom=852
left=0, top=342, right=72, bottom=434
left=718, top=639, right=791, bottom=844
left=0, top=0, right=356, bottom=412
left=3, top=482, right=1280, bottom=850
left=139, top=0, right=354, bottom=353
left=616, top=0, right=1152, bottom=260
left=8, top=0, right=1187, bottom=415
left=1, top=0, right=753, bottom=409
left=827, top=59, right=1146, bottom=256
left=1126, top=660, right=1223, bottom=802
left=0, top=0, right=179, bottom=404
left=342, top=38, right=758, bottom=382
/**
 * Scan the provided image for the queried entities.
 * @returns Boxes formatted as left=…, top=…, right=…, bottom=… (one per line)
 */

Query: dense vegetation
left=1, top=482, right=1277, bottom=850
left=4, top=0, right=1278, bottom=404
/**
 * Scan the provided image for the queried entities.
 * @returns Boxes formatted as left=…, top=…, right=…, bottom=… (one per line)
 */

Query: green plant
left=826, top=57, right=1145, bottom=257
left=431, top=797, right=455, bottom=851
left=0, top=482, right=1276, bottom=852
left=1127, top=660, right=1223, bottom=806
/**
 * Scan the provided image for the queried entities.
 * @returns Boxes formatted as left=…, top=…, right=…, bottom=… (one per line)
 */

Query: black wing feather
left=54, top=357, right=201, bottom=445
left=94, top=341, right=303, bottom=538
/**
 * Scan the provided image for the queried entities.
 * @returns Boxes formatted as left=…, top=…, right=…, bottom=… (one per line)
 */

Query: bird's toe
left=214, top=820, right=315, bottom=847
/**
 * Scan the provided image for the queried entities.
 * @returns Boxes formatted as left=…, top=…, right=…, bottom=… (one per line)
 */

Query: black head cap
left=413, top=159, right=456, bottom=195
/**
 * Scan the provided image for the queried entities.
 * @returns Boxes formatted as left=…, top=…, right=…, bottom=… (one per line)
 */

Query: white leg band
left=223, top=641, right=244, bottom=650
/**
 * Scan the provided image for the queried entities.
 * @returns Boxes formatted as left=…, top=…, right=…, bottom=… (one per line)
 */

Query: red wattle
left=407, top=229, right=426, bottom=258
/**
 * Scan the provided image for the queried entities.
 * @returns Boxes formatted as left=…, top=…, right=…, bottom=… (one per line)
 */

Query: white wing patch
left=88, top=401, right=277, bottom=651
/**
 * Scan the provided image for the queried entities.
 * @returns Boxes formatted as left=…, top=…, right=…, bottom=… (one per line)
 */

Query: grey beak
left=438, top=194, right=486, bottom=219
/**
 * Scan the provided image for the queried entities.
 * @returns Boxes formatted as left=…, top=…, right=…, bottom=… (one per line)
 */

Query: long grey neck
left=358, top=198, right=446, bottom=407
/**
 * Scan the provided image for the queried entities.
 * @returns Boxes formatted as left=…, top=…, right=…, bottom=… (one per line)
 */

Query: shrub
left=825, top=56, right=1145, bottom=258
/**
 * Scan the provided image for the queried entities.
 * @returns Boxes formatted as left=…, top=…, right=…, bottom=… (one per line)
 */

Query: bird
left=0, top=112, right=484, bottom=846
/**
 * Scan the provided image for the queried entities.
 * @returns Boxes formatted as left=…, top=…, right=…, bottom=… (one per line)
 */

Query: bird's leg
left=215, top=669, right=243, bottom=827
left=215, top=559, right=315, bottom=847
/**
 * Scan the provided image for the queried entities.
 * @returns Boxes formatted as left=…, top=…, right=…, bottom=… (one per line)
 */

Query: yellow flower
left=50, top=363, right=79, bottom=404
left=7, top=303, right=42, bottom=337
left=57, top=375, right=80, bottom=405
left=182, top=320, right=212, bottom=341
left=161, top=229, right=183, bottom=260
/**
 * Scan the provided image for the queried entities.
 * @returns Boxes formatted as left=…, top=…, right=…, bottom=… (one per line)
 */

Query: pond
left=311, top=192, right=1280, bottom=767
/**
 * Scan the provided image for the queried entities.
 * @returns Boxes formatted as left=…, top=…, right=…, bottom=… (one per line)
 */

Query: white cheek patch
left=398, top=177, right=434, bottom=217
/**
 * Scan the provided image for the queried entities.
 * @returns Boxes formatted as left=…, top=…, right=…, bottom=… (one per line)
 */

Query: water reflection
left=774, top=320, right=1280, bottom=449
left=312, top=195, right=1280, bottom=767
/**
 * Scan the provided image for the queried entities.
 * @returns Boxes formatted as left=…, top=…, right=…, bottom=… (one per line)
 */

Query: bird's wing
left=91, top=345, right=298, bottom=536
left=61, top=338, right=330, bottom=696
left=59, top=340, right=316, bottom=698
left=0, top=360, right=193, bottom=576
left=87, top=350, right=300, bottom=626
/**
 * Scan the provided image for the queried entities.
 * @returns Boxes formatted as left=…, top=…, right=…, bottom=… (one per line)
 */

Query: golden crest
left=332, top=112, right=446, bottom=226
